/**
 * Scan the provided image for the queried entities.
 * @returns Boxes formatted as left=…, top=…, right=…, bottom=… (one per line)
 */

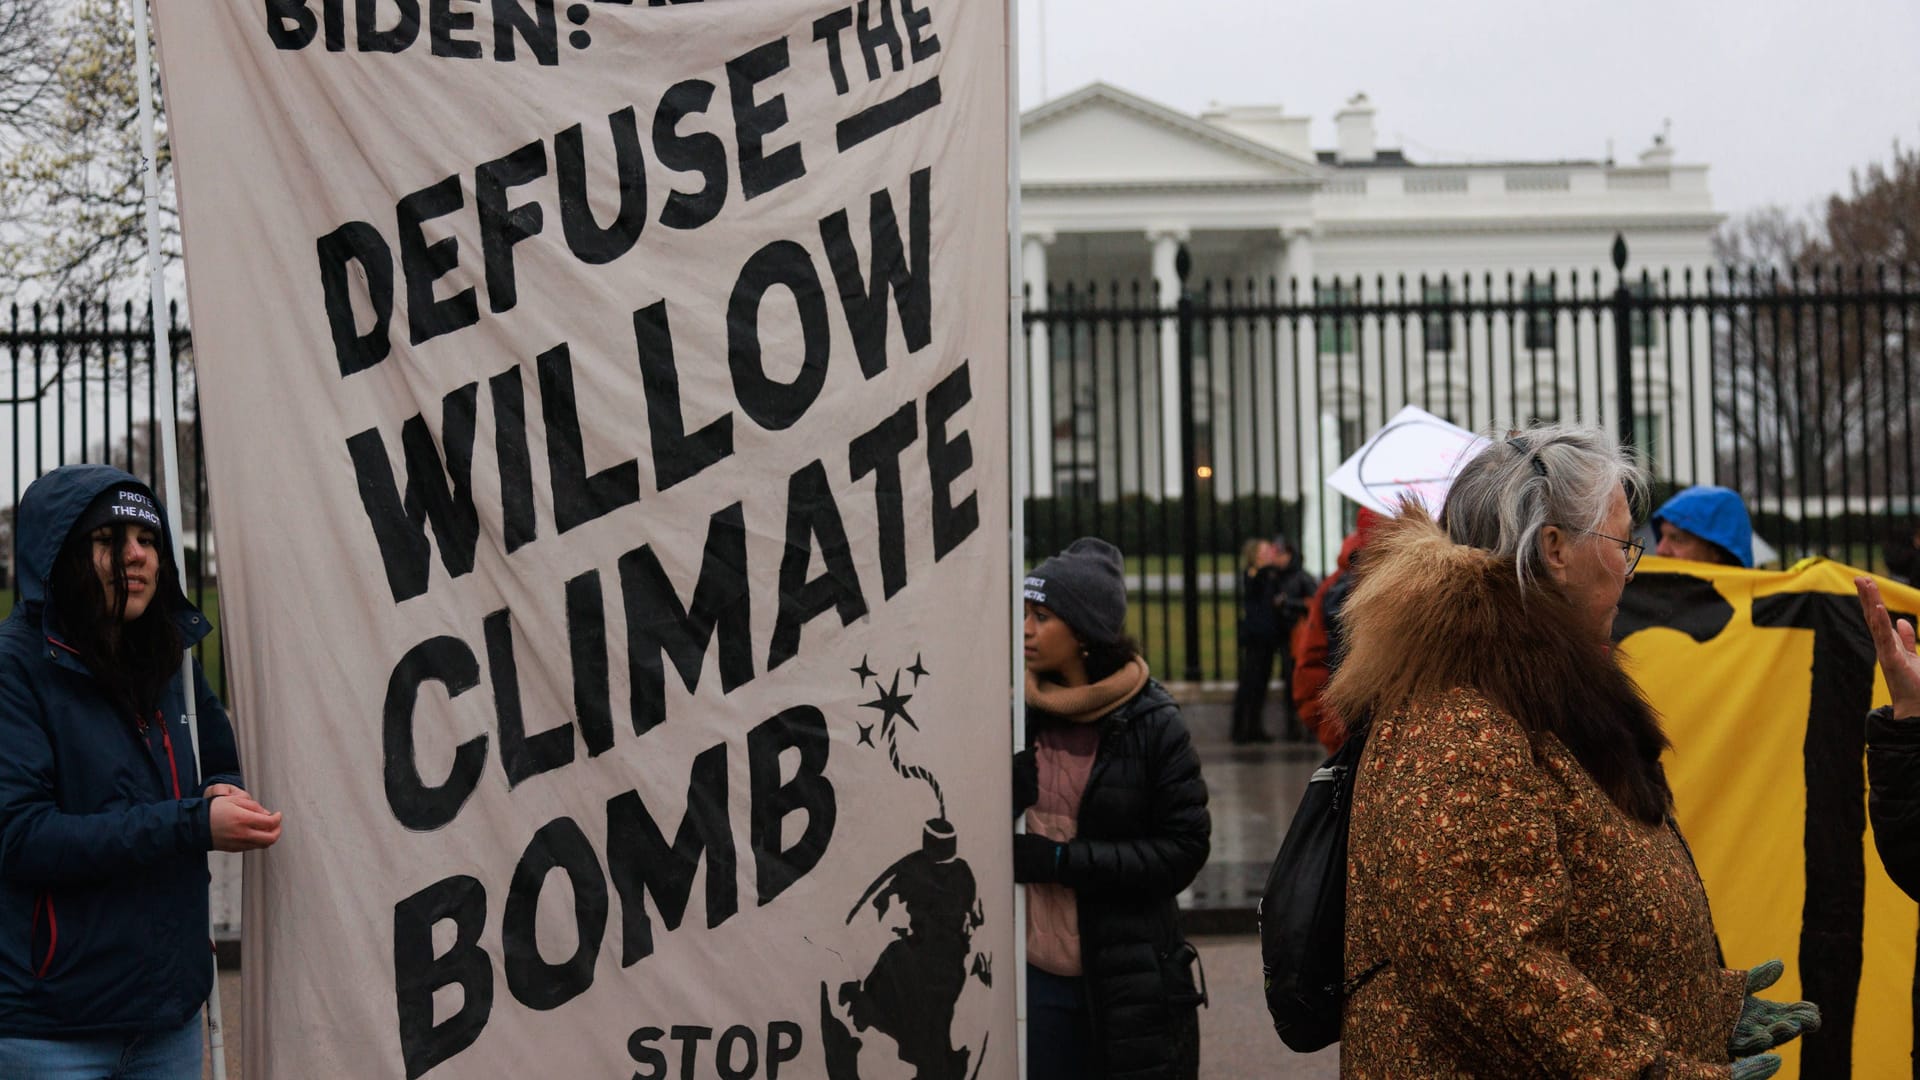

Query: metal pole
left=1176, top=246, right=1201, bottom=682
left=1035, top=0, right=1046, bottom=102
left=129, top=2, right=228, bottom=1076
left=1611, top=233, right=1636, bottom=452
left=1005, top=2, right=1028, bottom=1075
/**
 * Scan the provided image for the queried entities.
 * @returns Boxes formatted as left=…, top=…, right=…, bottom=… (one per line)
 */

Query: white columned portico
left=1281, top=228, right=1338, bottom=576
left=1149, top=227, right=1189, bottom=496
left=1022, top=231, right=1055, bottom=496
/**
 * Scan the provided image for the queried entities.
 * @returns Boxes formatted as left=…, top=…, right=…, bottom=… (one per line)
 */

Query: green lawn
left=1123, top=552, right=1238, bottom=578
left=2, top=587, right=226, bottom=698
left=1128, top=595, right=1242, bottom=682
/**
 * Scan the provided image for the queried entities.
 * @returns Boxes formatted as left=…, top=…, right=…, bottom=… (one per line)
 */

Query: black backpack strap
left=1342, top=957, right=1389, bottom=997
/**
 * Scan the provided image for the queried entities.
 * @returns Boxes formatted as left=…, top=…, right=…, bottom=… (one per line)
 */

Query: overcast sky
left=1016, top=0, right=1920, bottom=223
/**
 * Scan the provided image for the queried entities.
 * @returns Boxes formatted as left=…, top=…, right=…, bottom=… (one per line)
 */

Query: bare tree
left=1713, top=141, right=1920, bottom=540
left=0, top=0, right=177, bottom=304
left=1817, top=142, right=1920, bottom=270
left=1711, top=204, right=1816, bottom=272
left=0, top=0, right=66, bottom=146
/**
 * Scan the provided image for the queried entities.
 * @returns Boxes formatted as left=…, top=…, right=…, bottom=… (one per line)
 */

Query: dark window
left=1525, top=282, right=1556, bottom=350
left=1339, top=416, right=1364, bottom=458
left=1628, top=280, right=1660, bottom=348
left=1423, top=283, right=1453, bottom=353
left=1632, top=412, right=1661, bottom=466
left=1317, top=282, right=1358, bottom=355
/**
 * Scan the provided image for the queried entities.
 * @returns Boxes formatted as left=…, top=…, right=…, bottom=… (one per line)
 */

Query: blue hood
left=1651, top=485, right=1754, bottom=568
left=12, top=464, right=191, bottom=628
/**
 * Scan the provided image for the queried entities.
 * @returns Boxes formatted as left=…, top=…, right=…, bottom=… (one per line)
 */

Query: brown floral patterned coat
left=1326, top=512, right=1748, bottom=1079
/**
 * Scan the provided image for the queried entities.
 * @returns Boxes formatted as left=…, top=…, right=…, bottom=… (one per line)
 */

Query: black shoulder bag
left=1258, top=724, right=1387, bottom=1052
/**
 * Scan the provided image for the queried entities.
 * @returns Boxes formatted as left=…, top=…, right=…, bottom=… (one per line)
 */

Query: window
left=1524, top=282, right=1555, bottom=350
left=1631, top=413, right=1661, bottom=467
left=1423, top=283, right=1453, bottom=353
left=1317, top=282, right=1357, bottom=355
left=1628, top=280, right=1660, bottom=348
left=1339, top=416, right=1364, bottom=459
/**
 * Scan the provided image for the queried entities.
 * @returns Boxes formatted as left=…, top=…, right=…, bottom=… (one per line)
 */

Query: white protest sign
left=1326, top=405, right=1490, bottom=518
left=152, top=2, right=1013, bottom=1076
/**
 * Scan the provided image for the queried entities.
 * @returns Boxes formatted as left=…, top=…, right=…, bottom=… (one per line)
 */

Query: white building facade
left=1019, top=84, right=1724, bottom=568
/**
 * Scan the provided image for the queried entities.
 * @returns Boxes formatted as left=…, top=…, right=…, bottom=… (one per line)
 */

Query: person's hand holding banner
left=208, top=789, right=284, bottom=853
left=1856, top=576, right=1920, bottom=720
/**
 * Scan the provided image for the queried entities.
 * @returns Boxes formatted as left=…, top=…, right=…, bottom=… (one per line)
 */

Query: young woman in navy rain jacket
left=0, top=464, right=282, bottom=1077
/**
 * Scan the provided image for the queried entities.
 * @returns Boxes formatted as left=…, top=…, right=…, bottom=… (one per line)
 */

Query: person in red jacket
left=1291, top=507, right=1382, bottom=751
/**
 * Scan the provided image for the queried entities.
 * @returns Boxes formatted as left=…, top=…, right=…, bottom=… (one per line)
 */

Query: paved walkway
left=1195, top=936, right=1341, bottom=1079
left=1182, top=695, right=1342, bottom=1076
left=1176, top=697, right=1325, bottom=928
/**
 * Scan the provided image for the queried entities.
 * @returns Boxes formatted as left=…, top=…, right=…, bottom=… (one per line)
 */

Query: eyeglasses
left=1578, top=529, right=1645, bottom=575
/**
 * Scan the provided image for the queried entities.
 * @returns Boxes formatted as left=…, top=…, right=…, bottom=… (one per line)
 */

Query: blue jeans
left=0, top=1014, right=203, bottom=1080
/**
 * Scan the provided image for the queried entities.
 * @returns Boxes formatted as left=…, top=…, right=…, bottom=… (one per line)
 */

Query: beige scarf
left=1024, top=656, right=1149, bottom=722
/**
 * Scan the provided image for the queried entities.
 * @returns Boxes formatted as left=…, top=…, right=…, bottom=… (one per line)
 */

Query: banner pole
left=129, top=2, right=227, bottom=1077
left=1005, top=0, right=1027, bottom=1075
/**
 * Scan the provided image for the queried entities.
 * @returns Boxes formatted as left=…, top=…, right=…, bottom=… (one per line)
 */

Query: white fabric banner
left=152, top=3, right=1013, bottom=1077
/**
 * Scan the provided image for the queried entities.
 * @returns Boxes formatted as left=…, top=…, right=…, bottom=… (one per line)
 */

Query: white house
left=1018, top=84, right=1724, bottom=566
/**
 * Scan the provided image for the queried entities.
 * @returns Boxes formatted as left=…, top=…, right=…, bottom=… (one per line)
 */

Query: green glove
left=1730, top=1053, right=1781, bottom=1080
left=1728, top=960, right=1821, bottom=1057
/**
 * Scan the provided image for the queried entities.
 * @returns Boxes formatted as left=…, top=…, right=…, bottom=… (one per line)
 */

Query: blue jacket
left=0, top=464, right=240, bottom=1036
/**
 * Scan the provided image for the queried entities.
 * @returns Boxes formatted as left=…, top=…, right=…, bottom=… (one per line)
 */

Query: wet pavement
left=1172, top=694, right=1326, bottom=931
left=1182, top=693, right=1347, bottom=1076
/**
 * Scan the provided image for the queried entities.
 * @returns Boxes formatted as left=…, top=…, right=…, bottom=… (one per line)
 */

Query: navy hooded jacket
left=0, top=464, right=240, bottom=1036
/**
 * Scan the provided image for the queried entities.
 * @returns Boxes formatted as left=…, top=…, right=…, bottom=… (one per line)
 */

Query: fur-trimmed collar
left=1325, top=507, right=1673, bottom=824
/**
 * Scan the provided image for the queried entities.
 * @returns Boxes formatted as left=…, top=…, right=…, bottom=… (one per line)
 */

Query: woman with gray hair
left=1325, top=423, right=1817, bottom=1079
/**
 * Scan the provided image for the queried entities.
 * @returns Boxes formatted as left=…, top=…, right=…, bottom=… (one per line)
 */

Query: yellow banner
left=1619, top=556, right=1920, bottom=1079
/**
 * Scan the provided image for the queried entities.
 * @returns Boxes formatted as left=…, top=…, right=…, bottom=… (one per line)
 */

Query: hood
left=1651, top=485, right=1754, bottom=568
left=1334, top=531, right=1365, bottom=574
left=1324, top=505, right=1673, bottom=823
left=1332, top=508, right=1383, bottom=573
left=12, top=464, right=191, bottom=627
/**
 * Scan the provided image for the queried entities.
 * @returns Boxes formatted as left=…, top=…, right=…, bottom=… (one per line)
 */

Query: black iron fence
left=1023, top=237, right=1920, bottom=681
left=4, top=239, right=1917, bottom=689
left=0, top=301, right=222, bottom=689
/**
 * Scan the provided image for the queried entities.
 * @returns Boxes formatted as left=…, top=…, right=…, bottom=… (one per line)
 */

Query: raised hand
left=1856, top=577, right=1920, bottom=720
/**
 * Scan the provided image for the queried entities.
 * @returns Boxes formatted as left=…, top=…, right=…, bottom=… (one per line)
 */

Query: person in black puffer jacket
left=1013, top=537, right=1212, bottom=1079
left=1858, top=575, right=1920, bottom=899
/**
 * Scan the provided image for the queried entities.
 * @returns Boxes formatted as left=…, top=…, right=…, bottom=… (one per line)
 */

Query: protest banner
left=151, top=2, right=1013, bottom=1076
left=1621, top=558, right=1920, bottom=1079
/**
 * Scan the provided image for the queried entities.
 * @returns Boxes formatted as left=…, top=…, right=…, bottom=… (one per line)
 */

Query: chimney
left=1335, top=92, right=1376, bottom=164
left=1638, top=120, right=1675, bottom=167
